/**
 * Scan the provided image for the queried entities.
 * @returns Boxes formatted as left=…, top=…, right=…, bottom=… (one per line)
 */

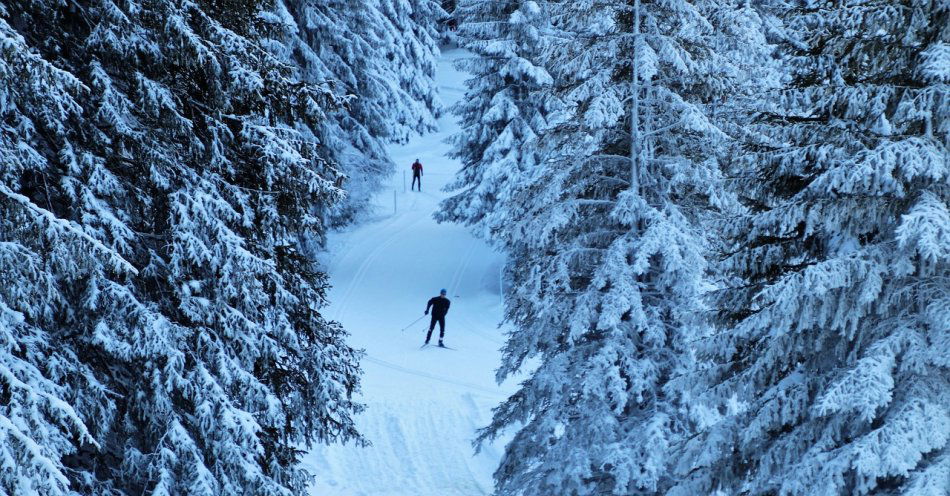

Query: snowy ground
left=304, top=48, right=515, bottom=496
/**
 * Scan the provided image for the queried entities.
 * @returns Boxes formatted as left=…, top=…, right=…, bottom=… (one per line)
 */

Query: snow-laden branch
left=0, top=184, right=138, bottom=275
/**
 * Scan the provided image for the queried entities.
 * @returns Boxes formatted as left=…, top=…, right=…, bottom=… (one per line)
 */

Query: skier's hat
left=440, top=288, right=447, bottom=295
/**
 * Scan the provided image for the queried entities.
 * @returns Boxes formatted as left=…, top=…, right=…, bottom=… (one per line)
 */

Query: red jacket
left=411, top=161, right=423, bottom=175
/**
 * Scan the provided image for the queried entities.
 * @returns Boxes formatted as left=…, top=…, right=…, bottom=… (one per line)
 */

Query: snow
left=304, top=48, right=516, bottom=496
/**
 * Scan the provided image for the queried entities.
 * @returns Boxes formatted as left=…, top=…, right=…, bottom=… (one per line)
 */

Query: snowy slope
left=304, top=48, right=514, bottom=496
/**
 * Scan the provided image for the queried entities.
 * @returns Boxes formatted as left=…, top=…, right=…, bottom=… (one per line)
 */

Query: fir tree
left=0, top=19, right=105, bottom=495
left=376, top=0, right=444, bottom=124
left=437, top=0, right=554, bottom=242
left=467, top=1, right=764, bottom=494
left=676, top=1, right=950, bottom=494
left=441, top=0, right=459, bottom=37
left=1, top=0, right=363, bottom=493
left=285, top=0, right=443, bottom=225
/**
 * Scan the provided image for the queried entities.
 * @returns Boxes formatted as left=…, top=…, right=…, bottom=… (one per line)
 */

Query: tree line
left=440, top=1, right=948, bottom=495
left=0, top=0, right=441, bottom=494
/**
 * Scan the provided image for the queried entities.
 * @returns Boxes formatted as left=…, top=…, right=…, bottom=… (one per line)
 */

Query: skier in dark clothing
left=411, top=159, right=423, bottom=191
left=424, top=288, right=451, bottom=346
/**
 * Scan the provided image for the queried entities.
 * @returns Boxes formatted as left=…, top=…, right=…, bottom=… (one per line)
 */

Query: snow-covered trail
left=304, top=48, right=513, bottom=496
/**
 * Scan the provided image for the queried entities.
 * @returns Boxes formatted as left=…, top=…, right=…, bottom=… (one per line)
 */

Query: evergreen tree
left=468, top=1, right=764, bottom=494
left=0, top=19, right=104, bottom=495
left=676, top=1, right=950, bottom=494
left=437, top=0, right=554, bottom=242
left=377, top=0, right=444, bottom=123
left=441, top=0, right=459, bottom=37
left=1, top=0, right=363, bottom=493
left=285, top=0, right=443, bottom=225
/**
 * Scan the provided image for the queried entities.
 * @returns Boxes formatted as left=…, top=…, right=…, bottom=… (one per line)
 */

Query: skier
left=424, top=289, right=451, bottom=347
left=411, top=159, right=423, bottom=191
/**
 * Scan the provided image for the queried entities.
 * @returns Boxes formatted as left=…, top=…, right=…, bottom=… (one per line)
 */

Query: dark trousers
left=426, top=315, right=445, bottom=341
left=412, top=174, right=421, bottom=191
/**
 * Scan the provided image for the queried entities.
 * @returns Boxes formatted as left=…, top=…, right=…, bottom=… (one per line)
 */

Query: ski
left=420, top=344, right=456, bottom=350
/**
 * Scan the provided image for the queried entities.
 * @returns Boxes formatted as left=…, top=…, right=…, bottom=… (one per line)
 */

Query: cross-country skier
left=424, top=289, right=451, bottom=347
left=411, top=159, right=423, bottom=191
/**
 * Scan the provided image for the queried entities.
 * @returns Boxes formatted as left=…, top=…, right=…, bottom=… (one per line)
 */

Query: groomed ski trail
left=304, top=48, right=514, bottom=496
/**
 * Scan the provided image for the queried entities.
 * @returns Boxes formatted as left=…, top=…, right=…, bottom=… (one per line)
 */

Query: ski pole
left=400, top=315, right=426, bottom=332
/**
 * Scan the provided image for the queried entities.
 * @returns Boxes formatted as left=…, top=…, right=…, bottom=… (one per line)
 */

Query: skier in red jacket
left=411, top=159, right=423, bottom=191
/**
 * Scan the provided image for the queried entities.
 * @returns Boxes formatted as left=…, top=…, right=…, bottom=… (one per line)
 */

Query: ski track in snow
left=305, top=49, right=516, bottom=496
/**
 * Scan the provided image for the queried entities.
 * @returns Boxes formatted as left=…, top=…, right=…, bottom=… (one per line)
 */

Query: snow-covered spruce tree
left=674, top=1, right=950, bottom=494
left=377, top=0, right=444, bottom=122
left=470, top=1, right=764, bottom=494
left=285, top=0, right=443, bottom=225
left=440, top=0, right=459, bottom=40
left=436, top=0, right=554, bottom=241
left=1, top=0, right=362, bottom=493
left=0, top=19, right=108, bottom=494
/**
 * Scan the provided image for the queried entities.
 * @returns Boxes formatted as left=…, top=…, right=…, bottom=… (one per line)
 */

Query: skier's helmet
left=440, top=289, right=447, bottom=295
